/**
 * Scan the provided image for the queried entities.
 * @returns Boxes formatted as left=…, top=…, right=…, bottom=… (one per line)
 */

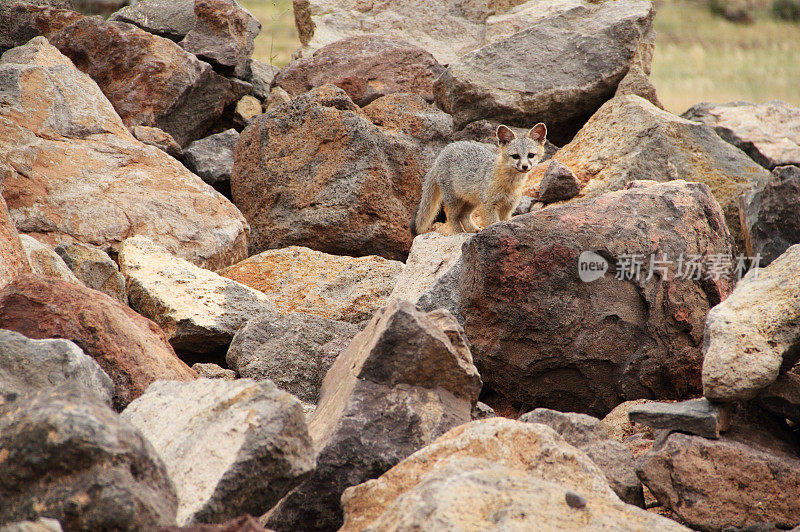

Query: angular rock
left=54, top=241, right=127, bottom=303
left=109, top=0, right=195, bottom=41
left=265, top=86, right=291, bottom=111
left=460, top=180, right=736, bottom=417
left=121, top=379, right=314, bottom=525
left=179, top=0, right=261, bottom=78
left=0, top=197, right=30, bottom=290
left=226, top=309, right=359, bottom=403
left=234, top=95, right=261, bottom=126
left=182, top=129, right=240, bottom=187
left=0, top=329, right=113, bottom=405
left=263, top=300, right=482, bottom=531
left=132, top=125, right=183, bottom=158
left=217, top=245, right=403, bottom=324
left=274, top=35, right=444, bottom=106
left=119, top=236, right=275, bottom=356
left=757, top=369, right=800, bottom=423
left=18, top=235, right=81, bottom=285
left=525, top=95, right=771, bottom=249
left=601, top=399, right=655, bottom=445
left=537, top=160, right=581, bottom=203
left=231, top=85, right=451, bottom=261
left=190, top=362, right=236, bottom=380
left=637, top=426, right=800, bottom=531
left=614, top=62, right=663, bottom=109
left=47, top=16, right=238, bottom=147
left=682, top=100, right=800, bottom=170
left=703, top=244, right=800, bottom=402
left=434, top=0, right=655, bottom=144
left=0, top=37, right=248, bottom=270
left=472, top=401, right=496, bottom=420
left=0, top=518, right=63, bottom=532
left=740, top=165, right=800, bottom=266
left=0, top=3, right=82, bottom=55
left=628, top=398, right=732, bottom=439
left=519, top=408, right=644, bottom=506
left=0, top=275, right=196, bottom=410
left=246, top=59, right=279, bottom=101
left=0, top=386, right=177, bottom=529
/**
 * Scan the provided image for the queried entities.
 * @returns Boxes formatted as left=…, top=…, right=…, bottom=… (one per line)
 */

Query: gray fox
left=411, top=124, right=547, bottom=235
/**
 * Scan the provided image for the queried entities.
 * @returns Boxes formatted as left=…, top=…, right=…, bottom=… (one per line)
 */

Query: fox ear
left=528, top=123, right=547, bottom=143
left=496, top=125, right=516, bottom=145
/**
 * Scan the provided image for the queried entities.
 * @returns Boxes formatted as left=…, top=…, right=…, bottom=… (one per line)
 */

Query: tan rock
left=600, top=399, right=654, bottom=444
left=54, top=241, right=127, bottom=303
left=132, top=125, right=182, bottom=158
left=0, top=196, right=30, bottom=290
left=234, top=95, right=262, bottom=124
left=217, top=246, right=402, bottom=324
left=18, top=235, right=81, bottom=284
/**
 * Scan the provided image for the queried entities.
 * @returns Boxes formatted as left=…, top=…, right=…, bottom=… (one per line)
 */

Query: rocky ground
left=1, top=0, right=800, bottom=530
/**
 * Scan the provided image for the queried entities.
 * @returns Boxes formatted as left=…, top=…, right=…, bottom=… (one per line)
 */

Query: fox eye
left=510, top=154, right=520, bottom=160
left=528, top=153, right=535, bottom=158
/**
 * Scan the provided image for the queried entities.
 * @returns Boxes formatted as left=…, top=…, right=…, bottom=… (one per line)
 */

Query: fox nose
left=521, top=164, right=529, bottom=171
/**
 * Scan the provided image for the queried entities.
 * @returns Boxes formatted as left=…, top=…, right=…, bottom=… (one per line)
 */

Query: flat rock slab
left=109, top=0, right=195, bottom=41
left=703, top=243, right=800, bottom=402
left=119, top=236, right=275, bottom=356
left=121, top=379, right=314, bottom=525
left=627, top=398, right=731, bottom=439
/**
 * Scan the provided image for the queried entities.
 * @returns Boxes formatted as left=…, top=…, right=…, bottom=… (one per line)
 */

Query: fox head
left=496, top=123, right=547, bottom=173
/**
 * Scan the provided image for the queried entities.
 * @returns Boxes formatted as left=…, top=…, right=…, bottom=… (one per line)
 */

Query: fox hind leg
left=443, top=202, right=464, bottom=234
left=458, top=203, right=479, bottom=232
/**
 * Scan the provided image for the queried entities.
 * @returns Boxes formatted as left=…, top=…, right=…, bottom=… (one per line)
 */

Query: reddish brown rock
left=0, top=3, right=82, bottom=54
left=459, top=180, right=735, bottom=417
left=274, top=35, right=444, bottom=106
left=0, top=275, right=196, bottom=410
left=0, top=197, right=29, bottom=290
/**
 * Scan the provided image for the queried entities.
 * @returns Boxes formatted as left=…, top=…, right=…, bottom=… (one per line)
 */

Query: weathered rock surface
left=757, top=369, right=800, bottom=423
left=0, top=386, right=178, bottom=529
left=121, top=379, right=314, bottom=525
left=109, top=0, right=195, bottom=41
left=274, top=35, right=443, bottom=106
left=703, top=243, right=800, bottom=402
left=132, top=125, right=183, bottom=158
left=637, top=426, right=800, bottom=531
left=182, top=129, right=239, bottom=187
left=519, top=408, right=644, bottom=506
left=0, top=3, right=82, bottom=55
left=119, top=236, right=275, bottom=356
left=0, top=275, right=196, bottom=410
left=0, top=197, right=29, bottom=290
left=154, top=515, right=273, bottom=532
left=234, top=95, right=261, bottom=126
left=682, top=100, right=800, bottom=170
left=341, top=418, right=685, bottom=532
left=18, top=235, right=81, bottom=284
left=0, top=329, right=113, bottom=405
left=460, top=180, right=735, bottom=417
left=227, top=310, right=359, bottom=403
left=524, top=95, right=771, bottom=248
left=740, top=165, right=800, bottom=266
left=54, top=241, right=127, bottom=303
left=389, top=232, right=471, bottom=321
left=628, top=398, right=732, bottom=438
left=434, top=0, right=655, bottom=144
left=218, top=245, right=402, bottom=323
left=0, top=518, right=63, bottom=532
left=246, top=59, right=278, bottom=101
left=601, top=399, right=654, bottom=445
left=263, top=300, right=481, bottom=531
left=537, top=160, right=581, bottom=203
left=231, top=85, right=451, bottom=261
left=0, top=37, right=248, bottom=270
left=614, top=62, right=663, bottom=109
left=190, top=363, right=236, bottom=380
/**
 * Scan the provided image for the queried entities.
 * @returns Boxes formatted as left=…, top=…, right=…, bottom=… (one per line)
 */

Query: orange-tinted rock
left=0, top=196, right=29, bottom=290
left=0, top=275, right=196, bottom=410
left=0, top=3, right=82, bottom=54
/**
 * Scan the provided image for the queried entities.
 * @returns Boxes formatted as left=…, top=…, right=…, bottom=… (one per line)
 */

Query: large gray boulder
left=121, top=378, right=315, bottom=525
left=263, top=300, right=482, bottom=531
left=0, top=329, right=113, bottom=405
left=434, top=0, right=655, bottom=144
left=0, top=386, right=177, bottom=529
left=182, top=129, right=239, bottom=188
left=109, top=0, right=195, bottom=41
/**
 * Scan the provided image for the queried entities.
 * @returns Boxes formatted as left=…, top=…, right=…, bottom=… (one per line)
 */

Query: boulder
left=434, top=0, right=655, bottom=144
left=179, top=0, right=261, bottom=78
left=246, top=59, right=279, bottom=101
left=523, top=96, right=771, bottom=249
left=132, top=125, right=183, bottom=158
left=0, top=197, right=30, bottom=290
left=459, top=180, right=736, bottom=417
left=18, top=235, right=81, bottom=285
left=0, top=329, right=113, bottom=405
left=600, top=399, right=654, bottom=446
left=226, top=310, right=359, bottom=403
left=340, top=418, right=686, bottom=532
left=274, top=35, right=444, bottom=106
left=682, top=100, right=800, bottom=170
left=0, top=386, right=177, bottom=529
left=628, top=398, right=732, bottom=439
left=182, top=129, right=239, bottom=188
left=46, top=16, right=238, bottom=147
left=537, top=160, right=581, bottom=203
left=54, top=242, right=127, bottom=303
left=109, top=0, right=195, bottom=41
left=740, top=165, right=800, bottom=266
left=121, top=379, right=314, bottom=525
left=614, top=62, right=663, bottom=109
left=263, top=300, right=482, bottom=531
left=757, top=369, right=800, bottom=423
left=703, top=243, right=800, bottom=402
left=0, top=3, right=82, bottom=55
left=0, top=37, right=248, bottom=270
left=0, top=275, right=196, bottom=410
left=154, top=515, right=273, bottom=532
left=637, top=425, right=800, bottom=531
left=119, top=236, right=275, bottom=357
left=234, top=95, right=262, bottom=126
left=190, top=363, right=236, bottom=380
left=217, top=245, right=403, bottom=324
left=0, top=518, right=63, bottom=532
left=231, top=85, right=452, bottom=261
left=519, top=408, right=644, bottom=506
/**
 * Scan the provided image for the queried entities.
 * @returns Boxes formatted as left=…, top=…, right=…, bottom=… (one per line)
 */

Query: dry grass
left=242, top=0, right=800, bottom=113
